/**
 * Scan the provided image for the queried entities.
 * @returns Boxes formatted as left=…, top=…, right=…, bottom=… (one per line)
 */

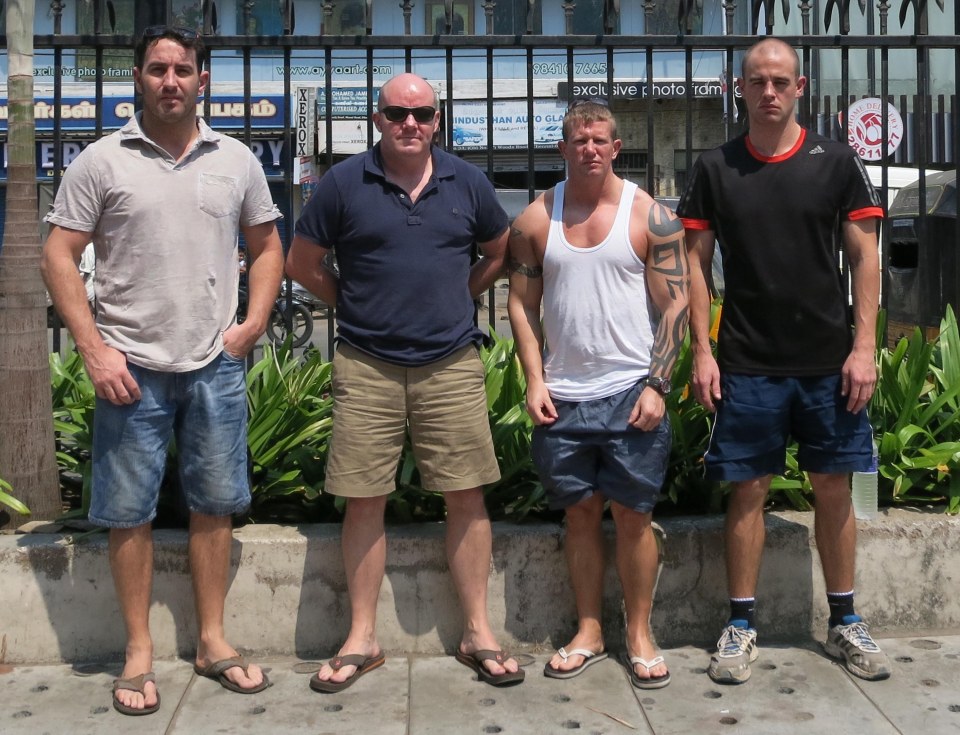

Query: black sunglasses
left=141, top=25, right=200, bottom=41
left=380, top=106, right=437, bottom=124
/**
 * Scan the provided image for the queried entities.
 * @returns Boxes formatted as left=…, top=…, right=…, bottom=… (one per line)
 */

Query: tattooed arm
left=507, top=195, right=557, bottom=426
left=628, top=199, right=691, bottom=430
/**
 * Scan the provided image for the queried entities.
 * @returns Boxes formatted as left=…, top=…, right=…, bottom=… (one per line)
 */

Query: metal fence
left=6, top=0, right=959, bottom=355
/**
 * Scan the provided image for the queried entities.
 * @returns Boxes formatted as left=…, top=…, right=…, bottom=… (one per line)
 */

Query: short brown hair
left=562, top=101, right=617, bottom=142
left=134, top=26, right=207, bottom=71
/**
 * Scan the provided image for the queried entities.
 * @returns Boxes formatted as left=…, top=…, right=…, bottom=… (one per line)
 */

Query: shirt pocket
left=198, top=173, right=240, bottom=218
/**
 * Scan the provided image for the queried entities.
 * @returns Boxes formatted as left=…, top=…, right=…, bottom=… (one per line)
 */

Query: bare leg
left=547, top=493, right=606, bottom=673
left=725, top=477, right=771, bottom=599
left=808, top=472, right=856, bottom=593
left=445, top=487, right=519, bottom=676
left=611, top=503, right=668, bottom=680
left=313, top=495, right=388, bottom=684
left=109, top=525, right=158, bottom=712
left=190, top=512, right=264, bottom=690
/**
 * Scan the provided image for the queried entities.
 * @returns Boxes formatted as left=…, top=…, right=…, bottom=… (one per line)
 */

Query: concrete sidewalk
left=4, top=634, right=959, bottom=734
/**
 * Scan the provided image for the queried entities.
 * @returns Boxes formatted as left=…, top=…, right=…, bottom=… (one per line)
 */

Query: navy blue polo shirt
left=295, top=144, right=508, bottom=366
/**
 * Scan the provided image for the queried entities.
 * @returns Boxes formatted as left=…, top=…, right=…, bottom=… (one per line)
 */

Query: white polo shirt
left=46, top=114, right=281, bottom=371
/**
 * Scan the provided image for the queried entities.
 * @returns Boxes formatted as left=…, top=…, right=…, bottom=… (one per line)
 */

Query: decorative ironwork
left=605, top=0, right=619, bottom=34
left=751, top=0, right=789, bottom=34
left=49, top=0, right=66, bottom=35
left=899, top=0, right=941, bottom=32
left=677, top=0, right=698, bottom=36
left=562, top=0, right=575, bottom=35
left=878, top=0, right=890, bottom=34
left=722, top=0, right=736, bottom=34
left=643, top=0, right=656, bottom=31
left=400, top=0, right=414, bottom=35
left=482, top=0, right=495, bottom=34
left=322, top=0, right=335, bottom=33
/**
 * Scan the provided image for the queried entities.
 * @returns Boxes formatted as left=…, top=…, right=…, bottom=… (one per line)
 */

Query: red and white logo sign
left=845, top=98, right=904, bottom=161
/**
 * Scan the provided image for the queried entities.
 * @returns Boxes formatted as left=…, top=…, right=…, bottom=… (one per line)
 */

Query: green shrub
left=49, top=308, right=960, bottom=523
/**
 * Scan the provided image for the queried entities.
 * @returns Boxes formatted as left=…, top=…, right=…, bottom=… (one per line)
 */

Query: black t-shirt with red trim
left=677, top=129, right=883, bottom=376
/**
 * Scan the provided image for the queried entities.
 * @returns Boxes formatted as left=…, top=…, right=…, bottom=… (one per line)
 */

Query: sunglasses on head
left=380, top=106, right=437, bottom=124
left=141, top=25, right=200, bottom=41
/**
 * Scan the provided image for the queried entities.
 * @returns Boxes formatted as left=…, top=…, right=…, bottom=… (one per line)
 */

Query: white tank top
left=541, top=179, right=657, bottom=401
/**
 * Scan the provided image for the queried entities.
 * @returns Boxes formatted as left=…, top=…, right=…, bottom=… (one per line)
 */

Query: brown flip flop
left=309, top=652, right=386, bottom=693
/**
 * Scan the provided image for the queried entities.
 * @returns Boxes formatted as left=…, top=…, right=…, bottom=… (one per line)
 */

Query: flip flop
left=455, top=649, right=526, bottom=687
left=309, top=652, right=385, bottom=693
left=544, top=647, right=609, bottom=679
left=624, top=653, right=671, bottom=690
left=193, top=656, right=270, bottom=694
left=112, top=672, right=160, bottom=716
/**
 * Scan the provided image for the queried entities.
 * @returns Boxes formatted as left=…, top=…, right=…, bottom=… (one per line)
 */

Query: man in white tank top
left=508, top=102, right=690, bottom=688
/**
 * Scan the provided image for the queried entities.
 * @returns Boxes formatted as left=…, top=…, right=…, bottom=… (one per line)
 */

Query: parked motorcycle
left=237, top=275, right=314, bottom=348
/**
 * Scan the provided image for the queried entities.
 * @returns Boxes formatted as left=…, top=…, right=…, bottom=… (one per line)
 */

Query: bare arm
left=506, top=201, right=556, bottom=425
left=285, top=234, right=339, bottom=308
left=686, top=228, right=720, bottom=411
left=469, top=227, right=509, bottom=299
left=841, top=217, right=880, bottom=412
left=41, top=225, right=141, bottom=405
left=629, top=202, right=690, bottom=430
left=225, top=220, right=284, bottom=357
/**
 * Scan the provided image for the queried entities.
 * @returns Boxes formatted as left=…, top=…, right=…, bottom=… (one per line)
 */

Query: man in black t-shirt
left=678, top=38, right=890, bottom=685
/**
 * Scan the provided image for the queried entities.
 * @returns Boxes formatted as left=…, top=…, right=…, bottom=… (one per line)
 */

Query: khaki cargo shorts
left=324, top=343, right=501, bottom=497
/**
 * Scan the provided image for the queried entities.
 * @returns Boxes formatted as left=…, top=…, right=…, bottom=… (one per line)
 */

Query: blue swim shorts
left=705, top=373, right=873, bottom=482
left=89, top=351, right=251, bottom=528
left=531, top=380, right=671, bottom=513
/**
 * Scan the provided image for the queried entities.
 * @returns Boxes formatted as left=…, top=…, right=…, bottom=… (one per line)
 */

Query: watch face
left=648, top=377, right=671, bottom=395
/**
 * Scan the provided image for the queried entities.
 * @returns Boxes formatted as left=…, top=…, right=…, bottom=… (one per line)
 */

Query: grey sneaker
left=823, top=620, right=892, bottom=681
left=708, top=624, right=758, bottom=684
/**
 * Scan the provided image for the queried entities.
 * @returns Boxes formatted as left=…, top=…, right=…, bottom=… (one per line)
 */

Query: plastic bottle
left=851, top=439, right=879, bottom=521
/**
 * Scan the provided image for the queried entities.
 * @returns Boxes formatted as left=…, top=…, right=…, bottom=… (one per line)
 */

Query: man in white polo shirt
left=41, top=26, right=283, bottom=715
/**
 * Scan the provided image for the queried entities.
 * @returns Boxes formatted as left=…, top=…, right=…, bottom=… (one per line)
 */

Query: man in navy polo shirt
left=287, top=73, right=522, bottom=691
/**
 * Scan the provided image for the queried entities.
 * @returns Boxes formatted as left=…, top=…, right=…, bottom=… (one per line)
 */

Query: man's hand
left=84, top=345, right=140, bottom=405
left=692, top=350, right=722, bottom=412
left=525, top=382, right=558, bottom=426
left=222, top=322, right=259, bottom=360
left=628, top=388, right=665, bottom=431
left=841, top=347, right=877, bottom=413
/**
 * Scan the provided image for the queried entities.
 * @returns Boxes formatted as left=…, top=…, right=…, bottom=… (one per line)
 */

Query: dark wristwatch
left=644, top=376, right=672, bottom=396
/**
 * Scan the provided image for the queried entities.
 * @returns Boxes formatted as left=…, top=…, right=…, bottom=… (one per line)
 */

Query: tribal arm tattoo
left=647, top=202, right=690, bottom=378
left=508, top=257, right=543, bottom=278
left=507, top=225, right=544, bottom=277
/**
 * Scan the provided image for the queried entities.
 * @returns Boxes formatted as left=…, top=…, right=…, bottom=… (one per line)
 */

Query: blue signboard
left=0, top=95, right=287, bottom=132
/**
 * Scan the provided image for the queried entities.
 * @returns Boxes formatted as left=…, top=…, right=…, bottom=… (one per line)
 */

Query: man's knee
left=565, top=493, right=605, bottom=529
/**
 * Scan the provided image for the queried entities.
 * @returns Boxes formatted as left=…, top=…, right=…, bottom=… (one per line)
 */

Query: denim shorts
left=705, top=373, right=873, bottom=482
left=531, top=381, right=671, bottom=513
left=89, top=351, right=251, bottom=528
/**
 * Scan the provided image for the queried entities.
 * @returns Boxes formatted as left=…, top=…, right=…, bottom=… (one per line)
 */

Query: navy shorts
left=531, top=381, right=671, bottom=513
left=705, top=373, right=873, bottom=482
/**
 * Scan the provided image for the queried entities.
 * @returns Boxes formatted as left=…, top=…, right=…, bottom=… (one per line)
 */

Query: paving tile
left=635, top=644, right=899, bottom=735
left=0, top=659, right=189, bottom=735
left=172, top=657, right=409, bottom=734
left=851, top=635, right=960, bottom=734
left=409, top=653, right=654, bottom=734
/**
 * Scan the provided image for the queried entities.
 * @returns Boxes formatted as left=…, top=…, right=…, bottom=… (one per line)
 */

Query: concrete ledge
left=3, top=508, right=958, bottom=664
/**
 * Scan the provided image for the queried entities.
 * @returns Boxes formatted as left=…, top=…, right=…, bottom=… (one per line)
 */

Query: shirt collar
left=119, top=112, right=220, bottom=152
left=365, top=143, right=456, bottom=181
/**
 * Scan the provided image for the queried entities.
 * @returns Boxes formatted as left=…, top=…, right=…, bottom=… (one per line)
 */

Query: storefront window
left=172, top=0, right=205, bottom=32
left=76, top=0, right=134, bottom=80
left=239, top=0, right=284, bottom=35
left=494, top=0, right=542, bottom=34
left=326, top=0, right=368, bottom=34
left=571, top=0, right=618, bottom=35
left=425, top=0, right=473, bottom=35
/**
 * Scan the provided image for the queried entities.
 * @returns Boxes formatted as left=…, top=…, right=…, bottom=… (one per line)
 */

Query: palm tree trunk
left=0, top=0, right=62, bottom=525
